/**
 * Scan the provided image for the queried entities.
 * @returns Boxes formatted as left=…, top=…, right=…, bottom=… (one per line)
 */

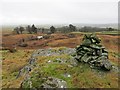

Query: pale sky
left=0, top=0, right=119, bottom=25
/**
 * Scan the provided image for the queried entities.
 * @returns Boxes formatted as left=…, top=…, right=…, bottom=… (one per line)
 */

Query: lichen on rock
left=75, top=34, right=112, bottom=71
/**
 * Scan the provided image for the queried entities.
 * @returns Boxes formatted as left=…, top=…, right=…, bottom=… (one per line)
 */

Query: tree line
left=13, top=24, right=116, bottom=34
left=14, top=24, right=56, bottom=34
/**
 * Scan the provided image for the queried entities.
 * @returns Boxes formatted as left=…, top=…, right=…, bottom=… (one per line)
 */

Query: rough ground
left=2, top=47, right=118, bottom=88
left=1, top=32, right=119, bottom=88
left=2, top=32, right=120, bottom=51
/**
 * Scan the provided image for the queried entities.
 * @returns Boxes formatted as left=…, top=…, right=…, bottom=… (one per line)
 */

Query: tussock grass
left=25, top=52, right=119, bottom=88
left=2, top=49, right=34, bottom=88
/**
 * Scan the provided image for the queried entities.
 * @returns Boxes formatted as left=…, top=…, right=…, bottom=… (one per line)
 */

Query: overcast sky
left=0, top=0, right=119, bottom=25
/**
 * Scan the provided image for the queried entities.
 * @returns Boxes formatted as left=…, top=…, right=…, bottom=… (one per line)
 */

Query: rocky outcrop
left=17, top=48, right=76, bottom=88
left=41, top=77, right=67, bottom=88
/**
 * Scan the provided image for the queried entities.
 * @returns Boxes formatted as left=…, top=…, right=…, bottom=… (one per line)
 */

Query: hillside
left=1, top=32, right=119, bottom=88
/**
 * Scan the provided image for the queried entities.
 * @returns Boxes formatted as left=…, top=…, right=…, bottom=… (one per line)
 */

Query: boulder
left=41, top=77, right=67, bottom=88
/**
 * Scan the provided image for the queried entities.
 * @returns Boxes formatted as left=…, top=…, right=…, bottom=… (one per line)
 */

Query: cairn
left=75, top=34, right=112, bottom=70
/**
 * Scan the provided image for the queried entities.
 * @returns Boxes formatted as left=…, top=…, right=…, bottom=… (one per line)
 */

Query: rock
left=75, top=34, right=112, bottom=71
left=48, top=60, right=52, bottom=63
left=29, top=58, right=36, bottom=64
left=67, top=65, right=73, bottom=67
left=41, top=77, right=67, bottom=88
left=68, top=75, right=71, bottom=77
left=63, top=73, right=71, bottom=78
left=102, top=59, right=112, bottom=70
left=31, top=48, right=75, bottom=57
left=111, top=66, right=119, bottom=72
left=56, top=58, right=64, bottom=63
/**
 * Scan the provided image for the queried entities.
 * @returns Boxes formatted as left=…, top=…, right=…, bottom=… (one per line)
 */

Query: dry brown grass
left=2, top=32, right=119, bottom=88
left=2, top=49, right=34, bottom=88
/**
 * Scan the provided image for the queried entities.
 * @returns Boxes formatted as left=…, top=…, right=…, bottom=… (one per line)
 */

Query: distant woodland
left=13, top=24, right=118, bottom=34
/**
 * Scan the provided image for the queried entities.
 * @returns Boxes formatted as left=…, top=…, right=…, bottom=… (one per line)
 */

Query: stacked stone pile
left=75, top=34, right=112, bottom=70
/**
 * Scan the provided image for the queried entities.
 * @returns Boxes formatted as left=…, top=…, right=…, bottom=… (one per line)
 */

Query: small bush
left=2, top=47, right=17, bottom=53
left=9, top=48, right=17, bottom=53
left=43, top=35, right=51, bottom=39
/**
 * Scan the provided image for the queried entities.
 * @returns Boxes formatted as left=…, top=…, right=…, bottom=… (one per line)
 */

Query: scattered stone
left=63, top=73, right=71, bottom=78
left=69, top=57, right=78, bottom=66
left=67, top=65, right=73, bottom=68
left=41, top=77, right=67, bottom=88
left=17, top=47, right=76, bottom=80
left=29, top=58, right=36, bottom=64
left=48, top=60, right=51, bottom=63
left=31, top=48, right=76, bottom=57
left=111, top=65, right=119, bottom=72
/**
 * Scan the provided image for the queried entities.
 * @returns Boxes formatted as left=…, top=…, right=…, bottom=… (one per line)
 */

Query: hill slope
left=9, top=47, right=119, bottom=88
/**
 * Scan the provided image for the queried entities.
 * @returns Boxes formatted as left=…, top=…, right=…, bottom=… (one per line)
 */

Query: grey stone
left=63, top=73, right=71, bottom=78
left=41, top=77, right=67, bottom=88
left=75, top=34, right=112, bottom=71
